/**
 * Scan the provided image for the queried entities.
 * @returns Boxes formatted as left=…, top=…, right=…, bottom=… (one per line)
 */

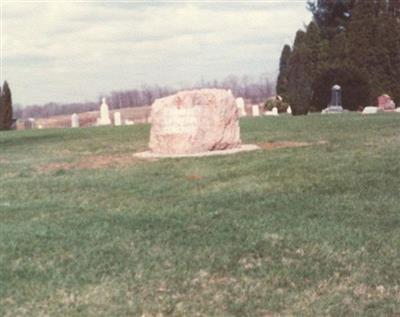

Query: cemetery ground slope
left=1, top=113, right=400, bottom=316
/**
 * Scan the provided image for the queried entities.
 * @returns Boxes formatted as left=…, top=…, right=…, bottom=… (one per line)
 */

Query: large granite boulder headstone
left=149, top=89, right=241, bottom=155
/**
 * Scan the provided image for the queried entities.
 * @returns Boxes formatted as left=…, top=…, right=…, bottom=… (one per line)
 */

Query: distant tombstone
left=124, top=119, right=134, bottom=125
left=71, top=113, right=79, bottom=128
left=331, top=85, right=342, bottom=107
left=252, top=105, right=260, bottom=117
left=114, top=112, right=122, bottom=126
left=265, top=109, right=278, bottom=116
left=287, top=106, right=292, bottom=114
left=322, top=85, right=344, bottom=113
left=378, top=94, right=396, bottom=111
left=24, top=118, right=35, bottom=129
left=362, top=106, right=380, bottom=114
left=236, top=98, right=246, bottom=117
left=98, top=98, right=111, bottom=125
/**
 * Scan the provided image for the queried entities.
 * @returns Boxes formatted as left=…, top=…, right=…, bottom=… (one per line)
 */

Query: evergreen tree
left=277, top=0, right=400, bottom=113
left=307, top=0, right=355, bottom=39
left=286, top=23, right=326, bottom=114
left=304, top=21, right=327, bottom=72
left=286, top=30, right=312, bottom=115
left=0, top=86, right=3, bottom=130
left=1, top=81, right=13, bottom=130
left=311, top=65, right=371, bottom=111
left=383, top=1, right=400, bottom=104
left=327, top=32, right=348, bottom=65
left=347, top=0, right=400, bottom=105
left=276, top=44, right=291, bottom=100
left=389, top=0, right=400, bottom=17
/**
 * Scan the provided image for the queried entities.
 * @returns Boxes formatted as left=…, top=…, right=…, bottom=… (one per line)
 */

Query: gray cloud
left=2, top=1, right=311, bottom=105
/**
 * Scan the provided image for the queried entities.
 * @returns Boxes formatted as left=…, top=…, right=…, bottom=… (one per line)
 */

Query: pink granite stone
left=378, top=94, right=396, bottom=111
left=149, top=89, right=241, bottom=155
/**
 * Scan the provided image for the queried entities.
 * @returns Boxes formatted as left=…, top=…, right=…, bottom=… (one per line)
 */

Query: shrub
left=264, top=98, right=290, bottom=113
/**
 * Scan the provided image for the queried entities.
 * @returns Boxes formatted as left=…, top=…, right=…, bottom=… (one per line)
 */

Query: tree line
left=15, top=75, right=275, bottom=119
left=277, top=0, right=400, bottom=115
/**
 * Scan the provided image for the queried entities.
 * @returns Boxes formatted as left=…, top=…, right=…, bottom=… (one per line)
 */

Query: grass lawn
left=1, top=113, right=400, bottom=316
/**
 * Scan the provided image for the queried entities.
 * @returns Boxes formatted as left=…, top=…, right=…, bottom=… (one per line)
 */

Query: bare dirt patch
left=186, top=174, right=204, bottom=181
left=0, top=158, right=10, bottom=164
left=38, top=154, right=145, bottom=172
left=38, top=141, right=327, bottom=172
left=258, top=140, right=327, bottom=150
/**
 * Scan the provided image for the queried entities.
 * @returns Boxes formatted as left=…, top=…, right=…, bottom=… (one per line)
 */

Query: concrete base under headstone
left=322, top=106, right=344, bottom=114
left=134, top=144, right=260, bottom=159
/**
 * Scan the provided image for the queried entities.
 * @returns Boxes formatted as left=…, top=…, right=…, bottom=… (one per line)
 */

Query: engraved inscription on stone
left=149, top=89, right=241, bottom=154
left=160, top=107, right=200, bottom=134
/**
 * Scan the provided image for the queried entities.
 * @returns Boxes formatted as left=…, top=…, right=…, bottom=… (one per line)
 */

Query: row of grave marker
left=71, top=111, right=135, bottom=128
left=71, top=87, right=398, bottom=128
left=71, top=98, right=135, bottom=128
left=71, top=97, right=284, bottom=128
left=235, top=97, right=290, bottom=117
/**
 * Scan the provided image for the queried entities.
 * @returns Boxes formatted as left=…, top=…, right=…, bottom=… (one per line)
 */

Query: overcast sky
left=2, top=1, right=311, bottom=106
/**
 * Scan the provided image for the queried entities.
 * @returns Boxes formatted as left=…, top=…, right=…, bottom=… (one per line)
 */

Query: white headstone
left=287, top=106, right=292, bottom=114
left=114, top=111, right=122, bottom=126
left=236, top=98, right=246, bottom=117
left=71, top=113, right=79, bottom=128
left=25, top=118, right=36, bottom=129
left=252, top=105, right=260, bottom=117
left=396, top=107, right=400, bottom=113
left=98, top=98, right=111, bottom=125
left=124, top=119, right=134, bottom=125
left=264, top=108, right=278, bottom=116
left=362, top=106, right=379, bottom=114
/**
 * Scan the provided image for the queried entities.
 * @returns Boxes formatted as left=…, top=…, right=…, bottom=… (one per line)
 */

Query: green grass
left=1, top=113, right=400, bottom=316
